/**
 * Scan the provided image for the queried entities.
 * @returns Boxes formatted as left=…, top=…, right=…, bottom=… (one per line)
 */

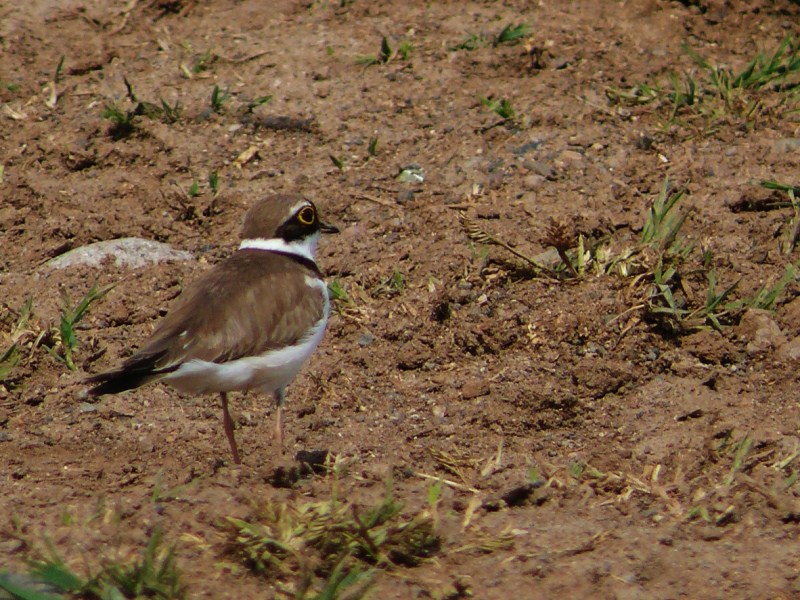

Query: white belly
left=163, top=315, right=328, bottom=395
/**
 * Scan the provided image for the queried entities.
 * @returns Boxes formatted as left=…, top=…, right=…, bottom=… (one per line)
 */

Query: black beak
left=320, top=220, right=340, bottom=234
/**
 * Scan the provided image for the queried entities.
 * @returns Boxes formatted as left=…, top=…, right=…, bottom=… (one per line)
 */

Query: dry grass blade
left=451, top=528, right=516, bottom=554
left=413, top=471, right=480, bottom=493
left=225, top=486, right=441, bottom=595
left=551, top=530, right=611, bottom=558
left=457, top=212, right=553, bottom=276
left=429, top=448, right=482, bottom=487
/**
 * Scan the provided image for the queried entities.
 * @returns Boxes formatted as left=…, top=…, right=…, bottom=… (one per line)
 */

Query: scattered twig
left=413, top=471, right=481, bottom=494
left=217, top=50, right=272, bottom=65
left=110, top=0, right=139, bottom=35
left=551, top=530, right=611, bottom=558
left=356, top=193, right=396, bottom=208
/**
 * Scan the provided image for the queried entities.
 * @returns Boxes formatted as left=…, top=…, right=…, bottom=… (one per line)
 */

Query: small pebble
left=523, top=174, right=546, bottom=190
left=461, top=379, right=490, bottom=399
left=773, top=138, right=800, bottom=152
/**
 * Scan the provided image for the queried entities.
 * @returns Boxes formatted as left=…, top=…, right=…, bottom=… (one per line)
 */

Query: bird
left=86, top=194, right=338, bottom=464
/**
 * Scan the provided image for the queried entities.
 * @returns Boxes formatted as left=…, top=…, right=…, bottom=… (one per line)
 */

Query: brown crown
left=240, top=194, right=313, bottom=240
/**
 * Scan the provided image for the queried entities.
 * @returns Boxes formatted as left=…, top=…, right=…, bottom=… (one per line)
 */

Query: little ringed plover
left=87, top=194, right=338, bottom=464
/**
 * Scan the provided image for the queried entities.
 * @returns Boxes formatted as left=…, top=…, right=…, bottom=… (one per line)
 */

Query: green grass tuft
left=225, top=482, right=440, bottom=596
left=49, top=285, right=114, bottom=371
left=0, top=528, right=185, bottom=600
left=479, top=96, right=516, bottom=121
left=210, top=85, right=230, bottom=114
left=608, top=35, right=800, bottom=137
left=494, top=23, right=530, bottom=47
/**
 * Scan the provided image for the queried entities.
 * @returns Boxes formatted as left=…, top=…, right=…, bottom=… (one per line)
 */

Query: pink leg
left=274, top=388, right=285, bottom=452
left=220, top=392, right=241, bottom=464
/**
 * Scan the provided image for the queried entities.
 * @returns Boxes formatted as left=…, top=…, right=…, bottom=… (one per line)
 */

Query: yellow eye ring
left=297, top=206, right=316, bottom=225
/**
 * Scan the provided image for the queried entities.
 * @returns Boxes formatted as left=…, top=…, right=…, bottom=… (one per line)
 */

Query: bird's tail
left=86, top=351, right=177, bottom=396
left=86, top=370, right=163, bottom=396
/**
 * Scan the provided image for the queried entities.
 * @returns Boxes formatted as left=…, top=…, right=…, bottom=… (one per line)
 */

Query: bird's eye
left=297, top=206, right=316, bottom=225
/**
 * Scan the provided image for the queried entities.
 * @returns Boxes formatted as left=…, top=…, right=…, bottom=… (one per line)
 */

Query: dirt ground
left=2, top=0, right=800, bottom=598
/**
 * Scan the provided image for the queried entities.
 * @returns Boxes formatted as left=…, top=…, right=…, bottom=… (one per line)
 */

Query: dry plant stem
left=477, top=119, right=509, bottom=133
left=217, top=51, right=271, bottom=65
left=458, top=213, right=555, bottom=277
left=351, top=509, right=382, bottom=558
left=494, top=240, right=558, bottom=279
left=414, top=471, right=481, bottom=493
left=554, top=247, right=578, bottom=277
left=357, top=192, right=397, bottom=208
left=781, top=205, right=800, bottom=254
left=110, top=0, right=138, bottom=34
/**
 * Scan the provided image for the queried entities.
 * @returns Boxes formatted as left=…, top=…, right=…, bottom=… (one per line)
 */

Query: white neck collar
left=238, top=232, right=320, bottom=262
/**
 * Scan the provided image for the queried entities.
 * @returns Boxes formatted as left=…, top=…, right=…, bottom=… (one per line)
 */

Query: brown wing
left=138, top=251, right=326, bottom=369
left=87, top=251, right=325, bottom=397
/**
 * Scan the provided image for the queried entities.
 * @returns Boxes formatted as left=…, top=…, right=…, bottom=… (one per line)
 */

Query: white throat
left=239, top=232, right=320, bottom=262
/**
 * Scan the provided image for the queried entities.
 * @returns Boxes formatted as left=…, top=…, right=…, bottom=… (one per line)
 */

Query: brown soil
left=2, top=0, right=800, bottom=598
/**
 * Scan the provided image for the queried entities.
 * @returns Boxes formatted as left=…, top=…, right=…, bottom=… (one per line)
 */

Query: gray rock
left=522, top=159, right=555, bottom=179
left=522, top=174, right=546, bottom=190
left=45, top=237, right=193, bottom=270
left=777, top=336, right=800, bottom=361
left=512, top=139, right=545, bottom=156
left=773, top=138, right=800, bottom=152
left=560, top=149, right=584, bottom=163
left=736, top=309, right=787, bottom=356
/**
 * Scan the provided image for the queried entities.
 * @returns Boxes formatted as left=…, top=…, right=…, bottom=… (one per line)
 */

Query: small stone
left=553, top=57, right=571, bottom=70
left=396, top=341, right=430, bottom=370
left=560, top=149, right=583, bottom=162
left=79, top=402, right=98, bottom=413
left=777, top=336, right=800, bottom=361
left=512, top=139, right=545, bottom=156
left=779, top=295, right=800, bottom=334
left=773, top=138, right=800, bottom=152
left=396, top=189, right=416, bottom=203
left=522, top=159, right=554, bottom=179
left=45, top=238, right=193, bottom=270
left=736, top=309, right=787, bottom=356
left=522, top=174, right=546, bottom=190
left=358, top=332, right=374, bottom=347
left=461, top=378, right=489, bottom=399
